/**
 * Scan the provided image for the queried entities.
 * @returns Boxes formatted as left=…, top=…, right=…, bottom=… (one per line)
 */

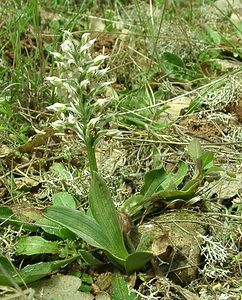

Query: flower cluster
left=46, top=31, right=117, bottom=144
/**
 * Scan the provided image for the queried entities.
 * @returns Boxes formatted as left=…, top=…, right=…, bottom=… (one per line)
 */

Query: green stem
left=85, top=136, right=98, bottom=177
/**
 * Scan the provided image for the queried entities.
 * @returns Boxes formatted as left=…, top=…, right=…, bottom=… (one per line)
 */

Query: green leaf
left=89, top=173, right=128, bottom=259
left=45, top=206, right=111, bottom=251
left=125, top=251, right=153, bottom=274
left=36, top=218, right=76, bottom=240
left=206, top=26, right=221, bottom=45
left=52, top=192, right=76, bottom=209
left=120, top=195, right=144, bottom=216
left=15, top=236, right=60, bottom=255
left=162, top=52, right=184, bottom=67
left=173, top=161, right=188, bottom=187
left=125, top=114, right=147, bottom=129
left=204, top=166, right=223, bottom=176
left=140, top=168, right=167, bottom=197
left=181, top=178, right=200, bottom=192
left=0, top=96, right=13, bottom=116
left=78, top=250, right=103, bottom=267
left=0, top=256, right=20, bottom=286
left=0, top=206, right=37, bottom=231
left=0, top=255, right=76, bottom=286
left=162, top=161, right=188, bottom=190
left=201, top=151, right=214, bottom=170
left=17, top=257, right=76, bottom=285
left=188, top=139, right=202, bottom=160
left=112, top=273, right=137, bottom=300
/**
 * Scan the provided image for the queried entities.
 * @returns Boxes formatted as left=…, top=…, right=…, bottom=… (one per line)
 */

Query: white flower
left=97, top=81, right=113, bottom=93
left=95, top=68, right=110, bottom=79
left=81, top=33, right=91, bottom=44
left=80, top=39, right=96, bottom=53
left=46, top=76, right=63, bottom=87
left=50, top=51, right=63, bottom=59
left=47, top=103, right=67, bottom=112
left=86, top=117, right=101, bottom=131
left=63, top=82, right=76, bottom=95
left=63, top=30, right=72, bottom=38
left=93, top=55, right=109, bottom=65
left=51, top=120, right=66, bottom=130
left=56, top=61, right=65, bottom=68
left=67, top=58, right=76, bottom=66
left=61, top=39, right=74, bottom=53
left=86, top=65, right=99, bottom=76
left=80, top=79, right=90, bottom=90
left=67, top=114, right=77, bottom=124
left=95, top=98, right=108, bottom=108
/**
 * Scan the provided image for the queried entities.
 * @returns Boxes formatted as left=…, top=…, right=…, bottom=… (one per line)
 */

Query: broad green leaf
left=16, top=257, right=76, bottom=285
left=36, top=218, right=76, bottom=240
left=112, top=273, right=137, bottom=300
left=140, top=168, right=167, bottom=197
left=45, top=206, right=111, bottom=251
left=89, top=173, right=128, bottom=259
left=0, top=206, right=16, bottom=221
left=201, top=152, right=214, bottom=170
left=0, top=206, right=37, bottom=231
left=125, top=251, right=153, bottom=274
left=161, top=161, right=188, bottom=190
left=172, top=161, right=188, bottom=187
left=162, top=52, right=184, bottom=67
left=188, top=139, right=202, bottom=160
left=204, top=166, right=223, bottom=174
left=52, top=192, right=76, bottom=209
left=15, top=236, right=60, bottom=255
left=0, top=256, right=76, bottom=286
left=0, top=256, right=21, bottom=286
left=124, top=179, right=201, bottom=219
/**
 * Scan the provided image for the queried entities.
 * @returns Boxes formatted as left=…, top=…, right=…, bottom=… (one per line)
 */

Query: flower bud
left=46, top=76, right=63, bottom=87
left=93, top=55, right=109, bottom=65
left=80, top=79, right=90, bottom=90
left=81, top=33, right=91, bottom=44
left=61, top=39, right=74, bottom=53
left=51, top=120, right=66, bottom=130
left=47, top=103, right=67, bottom=112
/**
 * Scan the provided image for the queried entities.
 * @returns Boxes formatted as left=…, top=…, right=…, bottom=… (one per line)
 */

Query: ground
left=0, top=0, right=242, bottom=299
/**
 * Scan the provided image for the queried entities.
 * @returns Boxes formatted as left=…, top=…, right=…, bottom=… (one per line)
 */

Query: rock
left=138, top=210, right=207, bottom=286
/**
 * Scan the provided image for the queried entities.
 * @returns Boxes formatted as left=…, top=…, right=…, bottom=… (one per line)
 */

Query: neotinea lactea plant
left=45, top=32, right=153, bottom=274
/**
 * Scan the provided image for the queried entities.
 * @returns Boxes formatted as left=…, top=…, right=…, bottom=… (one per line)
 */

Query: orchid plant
left=44, top=31, right=153, bottom=274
